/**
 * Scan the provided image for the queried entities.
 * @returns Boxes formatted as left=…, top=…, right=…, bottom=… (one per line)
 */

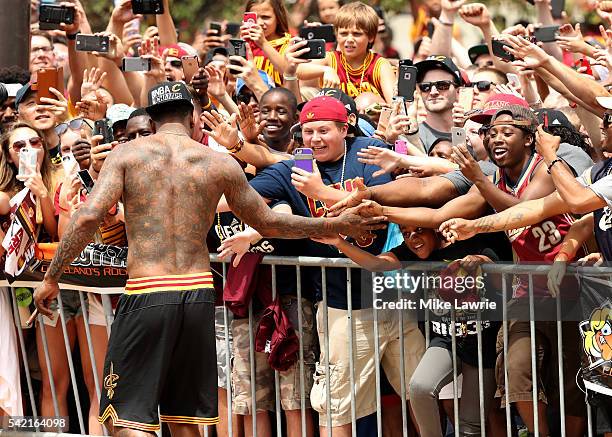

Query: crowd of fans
left=2, top=0, right=612, bottom=435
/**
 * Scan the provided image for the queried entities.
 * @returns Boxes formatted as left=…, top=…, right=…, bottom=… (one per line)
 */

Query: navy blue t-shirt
left=250, top=136, right=393, bottom=309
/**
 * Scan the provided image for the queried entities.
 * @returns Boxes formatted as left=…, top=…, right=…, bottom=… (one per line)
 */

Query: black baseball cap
left=204, top=47, right=229, bottom=66
left=534, top=108, right=574, bottom=130
left=415, top=55, right=463, bottom=85
left=146, top=81, right=194, bottom=113
left=468, top=44, right=490, bottom=65
left=14, top=83, right=35, bottom=109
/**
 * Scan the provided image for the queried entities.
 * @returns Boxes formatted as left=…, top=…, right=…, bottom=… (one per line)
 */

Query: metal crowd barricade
left=5, top=257, right=612, bottom=437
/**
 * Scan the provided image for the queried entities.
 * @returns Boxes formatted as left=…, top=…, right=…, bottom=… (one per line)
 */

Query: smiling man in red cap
left=226, top=95, right=424, bottom=435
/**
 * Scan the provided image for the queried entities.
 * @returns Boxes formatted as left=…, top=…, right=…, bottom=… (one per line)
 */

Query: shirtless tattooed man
left=33, top=82, right=385, bottom=437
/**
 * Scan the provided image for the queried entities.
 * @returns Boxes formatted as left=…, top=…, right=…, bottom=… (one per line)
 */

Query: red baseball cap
left=299, top=96, right=348, bottom=125
left=159, top=44, right=189, bottom=60
left=468, top=93, right=529, bottom=124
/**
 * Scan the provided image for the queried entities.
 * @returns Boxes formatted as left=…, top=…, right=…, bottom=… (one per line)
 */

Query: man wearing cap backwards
left=414, top=55, right=464, bottom=153
left=205, top=95, right=425, bottom=435
left=434, top=105, right=588, bottom=437
left=33, top=82, right=383, bottom=436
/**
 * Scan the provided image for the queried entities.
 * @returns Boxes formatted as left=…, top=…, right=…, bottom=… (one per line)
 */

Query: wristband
left=67, top=31, right=80, bottom=41
left=438, top=20, right=454, bottom=26
left=228, top=133, right=245, bottom=154
left=547, top=158, right=563, bottom=174
left=406, top=129, right=419, bottom=136
left=283, top=74, right=298, bottom=81
left=201, top=99, right=212, bottom=110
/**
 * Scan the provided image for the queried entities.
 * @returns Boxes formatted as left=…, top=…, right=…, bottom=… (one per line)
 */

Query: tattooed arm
left=439, top=191, right=570, bottom=243
left=34, top=149, right=125, bottom=317
left=221, top=156, right=386, bottom=240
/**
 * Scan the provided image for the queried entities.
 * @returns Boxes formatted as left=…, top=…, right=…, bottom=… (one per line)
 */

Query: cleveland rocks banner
left=3, top=242, right=128, bottom=292
left=579, top=275, right=612, bottom=396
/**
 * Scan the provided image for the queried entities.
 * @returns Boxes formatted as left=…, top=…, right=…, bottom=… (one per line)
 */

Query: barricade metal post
left=372, top=285, right=382, bottom=437
left=397, top=285, right=408, bottom=437
left=346, top=267, right=357, bottom=437
left=37, top=313, right=62, bottom=431
left=296, top=265, right=307, bottom=437
left=502, top=274, right=512, bottom=437
left=248, top=299, right=257, bottom=436
left=476, top=309, right=485, bottom=437
left=56, top=291, right=86, bottom=434
left=586, top=393, right=594, bottom=437
left=450, top=308, right=459, bottom=436
left=222, top=262, right=234, bottom=437
left=556, top=290, right=566, bottom=437
left=528, top=274, right=540, bottom=436
left=78, top=292, right=102, bottom=401
left=10, top=288, right=39, bottom=430
left=321, top=267, right=332, bottom=437
left=272, top=264, right=282, bottom=437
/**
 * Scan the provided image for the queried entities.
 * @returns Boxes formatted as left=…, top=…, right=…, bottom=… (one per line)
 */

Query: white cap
left=596, top=96, right=612, bottom=110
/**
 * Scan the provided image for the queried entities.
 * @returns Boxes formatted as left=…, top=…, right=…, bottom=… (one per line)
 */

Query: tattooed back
left=118, top=133, right=231, bottom=277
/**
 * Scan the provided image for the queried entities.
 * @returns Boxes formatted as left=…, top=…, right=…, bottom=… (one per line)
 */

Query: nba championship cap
left=299, top=96, right=348, bottom=125
left=468, top=93, right=529, bottom=124
left=534, top=108, right=574, bottom=130
left=415, top=55, right=464, bottom=85
left=146, top=81, right=194, bottom=113
left=106, top=104, right=136, bottom=128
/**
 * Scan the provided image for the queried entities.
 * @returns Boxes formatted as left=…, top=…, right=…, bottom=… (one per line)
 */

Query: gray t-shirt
left=440, top=143, right=593, bottom=196
left=419, top=122, right=451, bottom=154
left=577, top=167, right=612, bottom=208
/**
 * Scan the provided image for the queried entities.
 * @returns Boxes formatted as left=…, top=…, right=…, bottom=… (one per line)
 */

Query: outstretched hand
left=439, top=218, right=477, bottom=243
left=326, top=178, right=370, bottom=217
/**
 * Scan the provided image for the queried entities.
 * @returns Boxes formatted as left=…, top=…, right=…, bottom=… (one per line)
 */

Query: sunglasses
left=55, top=118, right=93, bottom=136
left=604, top=112, right=612, bottom=129
left=471, top=81, right=496, bottom=92
left=169, top=60, right=183, bottom=68
left=11, top=136, right=43, bottom=152
left=418, top=80, right=455, bottom=93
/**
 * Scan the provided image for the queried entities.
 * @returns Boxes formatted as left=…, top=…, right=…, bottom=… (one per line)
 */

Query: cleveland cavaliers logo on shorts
left=104, top=362, right=119, bottom=399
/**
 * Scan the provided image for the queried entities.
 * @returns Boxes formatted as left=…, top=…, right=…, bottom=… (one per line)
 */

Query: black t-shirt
left=390, top=234, right=505, bottom=368
left=249, top=136, right=393, bottom=309
left=207, top=198, right=313, bottom=300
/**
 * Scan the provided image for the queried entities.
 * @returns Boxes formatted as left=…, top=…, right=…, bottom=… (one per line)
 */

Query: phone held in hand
left=243, top=12, right=257, bottom=26
left=94, top=119, right=114, bottom=144
left=533, top=25, right=560, bottom=43
left=39, top=4, right=74, bottom=29
left=294, top=148, right=314, bottom=173
left=296, top=39, right=326, bottom=60
left=77, top=169, right=95, bottom=194
left=19, top=148, right=38, bottom=180
left=76, top=34, right=110, bottom=53
left=394, top=140, right=408, bottom=155
left=228, top=39, right=247, bottom=74
left=181, top=56, right=200, bottom=83
left=122, top=57, right=151, bottom=72
left=457, top=87, right=474, bottom=112
left=35, top=67, right=64, bottom=104
left=451, top=127, right=466, bottom=147
left=299, top=24, right=336, bottom=43
left=397, top=65, right=418, bottom=101
left=491, top=39, right=515, bottom=62
left=132, top=0, right=164, bottom=15
left=209, top=22, right=222, bottom=34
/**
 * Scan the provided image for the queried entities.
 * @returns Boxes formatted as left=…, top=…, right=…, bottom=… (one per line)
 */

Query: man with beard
left=415, top=55, right=463, bottom=153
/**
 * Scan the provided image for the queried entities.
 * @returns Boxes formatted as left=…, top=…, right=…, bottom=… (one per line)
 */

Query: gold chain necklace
left=340, top=51, right=373, bottom=93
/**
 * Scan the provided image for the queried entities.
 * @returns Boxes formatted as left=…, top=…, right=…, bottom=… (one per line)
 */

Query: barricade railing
left=3, top=255, right=612, bottom=437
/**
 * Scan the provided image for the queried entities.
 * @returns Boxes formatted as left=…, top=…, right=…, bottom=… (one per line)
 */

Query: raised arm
left=439, top=190, right=570, bottom=242
left=221, top=156, right=385, bottom=239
